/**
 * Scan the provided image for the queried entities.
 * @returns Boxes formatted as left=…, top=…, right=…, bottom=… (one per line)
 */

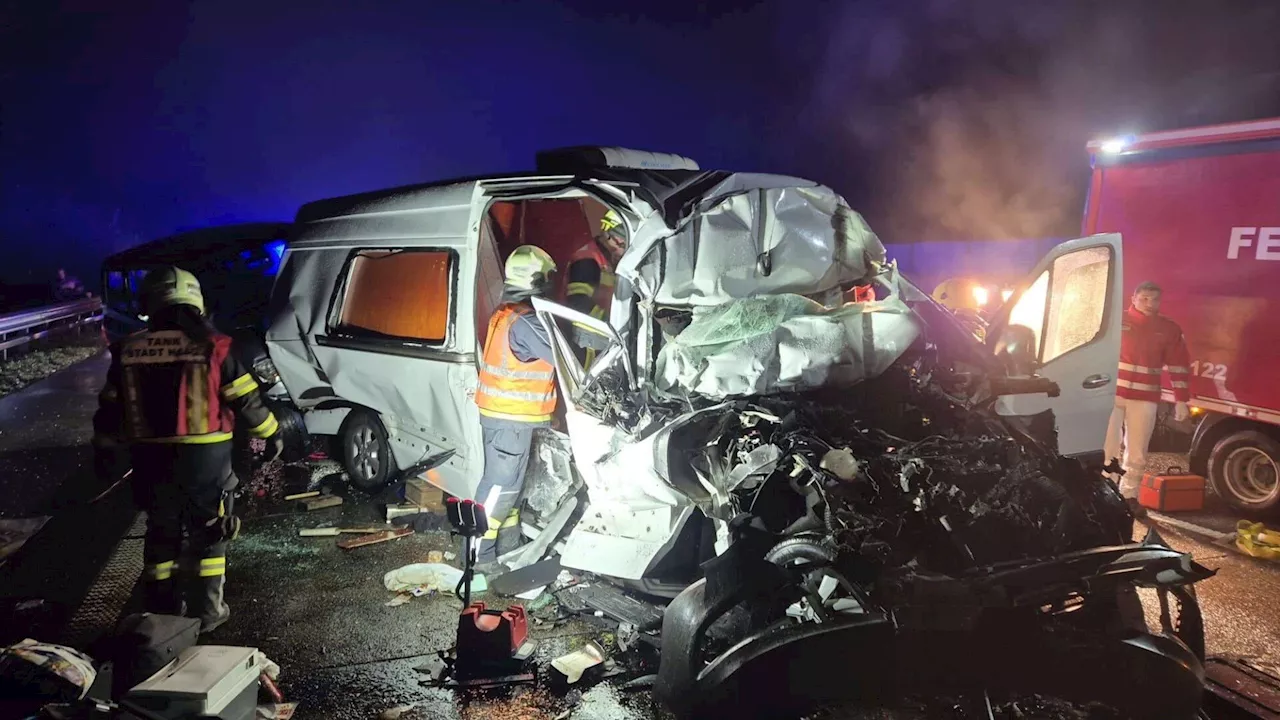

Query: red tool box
left=1138, top=466, right=1206, bottom=512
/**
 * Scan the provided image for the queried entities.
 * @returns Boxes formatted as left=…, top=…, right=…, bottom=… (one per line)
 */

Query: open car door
left=988, top=234, right=1124, bottom=459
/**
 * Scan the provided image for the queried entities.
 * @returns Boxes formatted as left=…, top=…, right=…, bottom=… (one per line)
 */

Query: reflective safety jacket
left=560, top=241, right=614, bottom=321
left=95, top=329, right=279, bottom=445
left=1117, top=306, right=1191, bottom=404
left=476, top=304, right=558, bottom=423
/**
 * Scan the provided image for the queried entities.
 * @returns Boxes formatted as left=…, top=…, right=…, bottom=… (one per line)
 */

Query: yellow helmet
left=140, top=266, right=205, bottom=315
left=931, top=277, right=981, bottom=313
left=504, top=245, right=557, bottom=291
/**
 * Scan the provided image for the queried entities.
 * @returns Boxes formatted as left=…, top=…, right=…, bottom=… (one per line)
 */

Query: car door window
left=1005, top=246, right=1112, bottom=364
left=331, top=249, right=455, bottom=345
left=1042, top=246, right=1111, bottom=362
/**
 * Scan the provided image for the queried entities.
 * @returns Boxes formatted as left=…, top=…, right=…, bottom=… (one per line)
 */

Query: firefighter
left=92, top=267, right=283, bottom=633
left=1103, top=281, right=1191, bottom=517
left=474, top=245, right=559, bottom=565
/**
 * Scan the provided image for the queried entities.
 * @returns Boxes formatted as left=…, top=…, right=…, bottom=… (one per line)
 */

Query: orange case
left=1138, top=467, right=1206, bottom=512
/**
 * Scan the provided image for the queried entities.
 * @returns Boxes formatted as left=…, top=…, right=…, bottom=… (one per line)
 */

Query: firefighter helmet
left=600, top=209, right=627, bottom=244
left=140, top=266, right=205, bottom=315
left=504, top=245, right=557, bottom=291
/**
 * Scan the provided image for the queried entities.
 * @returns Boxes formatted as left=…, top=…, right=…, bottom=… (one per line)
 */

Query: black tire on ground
left=1207, top=429, right=1280, bottom=515
left=339, top=410, right=395, bottom=492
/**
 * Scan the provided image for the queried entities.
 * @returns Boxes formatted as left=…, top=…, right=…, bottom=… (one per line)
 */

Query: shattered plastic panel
left=654, top=280, right=921, bottom=399
left=619, top=178, right=887, bottom=306
left=523, top=428, right=578, bottom=520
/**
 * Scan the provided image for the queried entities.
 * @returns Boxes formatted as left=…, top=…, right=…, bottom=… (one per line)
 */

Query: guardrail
left=0, top=298, right=104, bottom=359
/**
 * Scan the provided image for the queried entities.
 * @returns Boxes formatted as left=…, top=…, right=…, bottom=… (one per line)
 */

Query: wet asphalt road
left=3, top=355, right=1280, bottom=717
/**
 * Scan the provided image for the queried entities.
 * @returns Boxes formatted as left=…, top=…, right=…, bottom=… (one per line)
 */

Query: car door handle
left=1082, top=374, right=1111, bottom=389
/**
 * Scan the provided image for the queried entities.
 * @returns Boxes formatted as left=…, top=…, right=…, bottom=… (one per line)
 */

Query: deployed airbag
left=654, top=289, right=920, bottom=399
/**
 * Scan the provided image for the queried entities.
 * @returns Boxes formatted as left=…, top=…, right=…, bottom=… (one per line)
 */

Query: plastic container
left=1139, top=466, right=1206, bottom=512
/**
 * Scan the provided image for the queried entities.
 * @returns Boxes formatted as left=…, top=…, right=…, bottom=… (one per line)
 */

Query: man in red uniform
left=1103, top=281, right=1191, bottom=516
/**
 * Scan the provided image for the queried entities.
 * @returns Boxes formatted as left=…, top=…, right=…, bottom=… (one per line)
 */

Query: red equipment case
left=1139, top=467, right=1207, bottom=512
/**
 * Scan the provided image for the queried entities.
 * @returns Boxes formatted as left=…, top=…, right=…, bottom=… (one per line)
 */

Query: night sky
left=3, top=0, right=1279, bottom=288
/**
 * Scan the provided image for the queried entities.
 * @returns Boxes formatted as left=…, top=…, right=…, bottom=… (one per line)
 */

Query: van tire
left=1208, top=429, right=1280, bottom=515
left=266, top=401, right=309, bottom=464
left=339, top=411, right=394, bottom=492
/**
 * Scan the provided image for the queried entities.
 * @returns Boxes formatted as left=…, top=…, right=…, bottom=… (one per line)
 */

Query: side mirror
left=994, top=324, right=1039, bottom=377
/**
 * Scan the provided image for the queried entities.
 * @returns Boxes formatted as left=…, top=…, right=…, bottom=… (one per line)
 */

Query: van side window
left=332, top=249, right=454, bottom=344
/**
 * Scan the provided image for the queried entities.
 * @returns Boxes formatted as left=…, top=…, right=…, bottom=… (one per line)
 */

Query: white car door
left=989, top=233, right=1124, bottom=458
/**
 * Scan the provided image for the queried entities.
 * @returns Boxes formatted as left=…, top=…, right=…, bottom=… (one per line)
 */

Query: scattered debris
left=255, top=702, right=298, bottom=719
left=300, top=495, right=343, bottom=512
left=444, top=551, right=457, bottom=561
left=615, top=623, right=638, bottom=653
left=377, top=704, right=419, bottom=720
left=384, top=562, right=487, bottom=595
left=386, top=503, right=425, bottom=522
left=515, top=586, right=545, bottom=600
left=0, top=517, right=51, bottom=565
left=490, top=557, right=562, bottom=597
left=338, top=527, right=412, bottom=549
left=385, top=594, right=413, bottom=607
left=297, top=527, right=340, bottom=537
left=550, top=641, right=605, bottom=684
left=283, top=491, right=319, bottom=501
left=427, top=550, right=444, bottom=564
left=390, top=510, right=451, bottom=533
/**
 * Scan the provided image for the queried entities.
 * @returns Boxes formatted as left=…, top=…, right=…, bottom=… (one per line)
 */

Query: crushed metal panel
left=617, top=178, right=886, bottom=306
left=523, top=428, right=578, bottom=519
left=654, top=282, right=921, bottom=399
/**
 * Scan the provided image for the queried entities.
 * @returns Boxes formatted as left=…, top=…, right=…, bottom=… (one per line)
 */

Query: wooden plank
left=285, top=491, right=321, bottom=501
left=298, top=527, right=341, bottom=537
left=338, top=527, right=413, bottom=550
left=301, top=495, right=343, bottom=511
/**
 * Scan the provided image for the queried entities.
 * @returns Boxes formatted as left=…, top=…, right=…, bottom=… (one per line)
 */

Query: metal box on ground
left=125, top=645, right=259, bottom=720
left=1139, top=467, right=1206, bottom=512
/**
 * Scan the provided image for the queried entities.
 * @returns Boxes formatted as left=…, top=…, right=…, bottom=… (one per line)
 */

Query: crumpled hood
left=610, top=175, right=916, bottom=400
left=616, top=175, right=887, bottom=306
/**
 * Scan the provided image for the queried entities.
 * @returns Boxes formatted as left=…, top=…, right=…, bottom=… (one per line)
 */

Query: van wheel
left=340, top=411, right=394, bottom=491
left=1208, top=430, right=1280, bottom=515
left=266, top=401, right=309, bottom=464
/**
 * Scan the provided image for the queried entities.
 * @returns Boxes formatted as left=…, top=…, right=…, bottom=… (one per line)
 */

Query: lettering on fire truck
left=1227, top=227, right=1280, bottom=260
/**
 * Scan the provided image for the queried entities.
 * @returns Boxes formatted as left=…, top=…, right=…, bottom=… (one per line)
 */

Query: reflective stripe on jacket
left=96, top=329, right=278, bottom=445
left=1117, top=306, right=1191, bottom=403
left=476, top=304, right=558, bottom=423
left=560, top=241, right=614, bottom=320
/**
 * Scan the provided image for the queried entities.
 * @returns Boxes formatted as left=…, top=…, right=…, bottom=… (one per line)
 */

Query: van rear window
left=334, top=249, right=453, bottom=344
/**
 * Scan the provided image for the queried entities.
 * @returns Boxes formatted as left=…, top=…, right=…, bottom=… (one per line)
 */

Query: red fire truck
left=1084, top=117, right=1280, bottom=513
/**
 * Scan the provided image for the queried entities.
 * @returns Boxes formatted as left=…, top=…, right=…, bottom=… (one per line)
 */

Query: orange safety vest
left=560, top=241, right=615, bottom=320
left=475, top=304, right=558, bottom=423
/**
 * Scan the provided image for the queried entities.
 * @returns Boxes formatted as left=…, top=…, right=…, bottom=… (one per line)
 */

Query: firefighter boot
left=142, top=561, right=182, bottom=616
left=191, top=557, right=230, bottom=634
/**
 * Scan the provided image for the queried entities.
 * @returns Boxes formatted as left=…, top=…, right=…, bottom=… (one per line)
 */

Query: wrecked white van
left=259, top=149, right=1210, bottom=717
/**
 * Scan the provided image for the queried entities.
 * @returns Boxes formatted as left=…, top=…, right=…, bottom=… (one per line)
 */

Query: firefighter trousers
left=130, top=441, right=236, bottom=631
left=1104, top=397, right=1159, bottom=499
left=474, top=424, right=535, bottom=562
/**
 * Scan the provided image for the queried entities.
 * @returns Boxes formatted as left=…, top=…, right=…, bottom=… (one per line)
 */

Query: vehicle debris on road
left=550, top=641, right=606, bottom=685
left=337, top=526, right=412, bottom=549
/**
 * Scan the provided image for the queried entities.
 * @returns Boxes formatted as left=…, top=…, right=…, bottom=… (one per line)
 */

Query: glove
left=1174, top=402, right=1190, bottom=423
left=262, top=433, right=285, bottom=462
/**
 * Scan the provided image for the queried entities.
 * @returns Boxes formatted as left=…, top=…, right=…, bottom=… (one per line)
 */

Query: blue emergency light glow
left=266, top=240, right=286, bottom=266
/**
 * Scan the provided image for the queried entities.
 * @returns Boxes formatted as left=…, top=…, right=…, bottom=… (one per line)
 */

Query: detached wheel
left=1208, top=430, right=1280, bottom=515
left=340, top=410, right=394, bottom=492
